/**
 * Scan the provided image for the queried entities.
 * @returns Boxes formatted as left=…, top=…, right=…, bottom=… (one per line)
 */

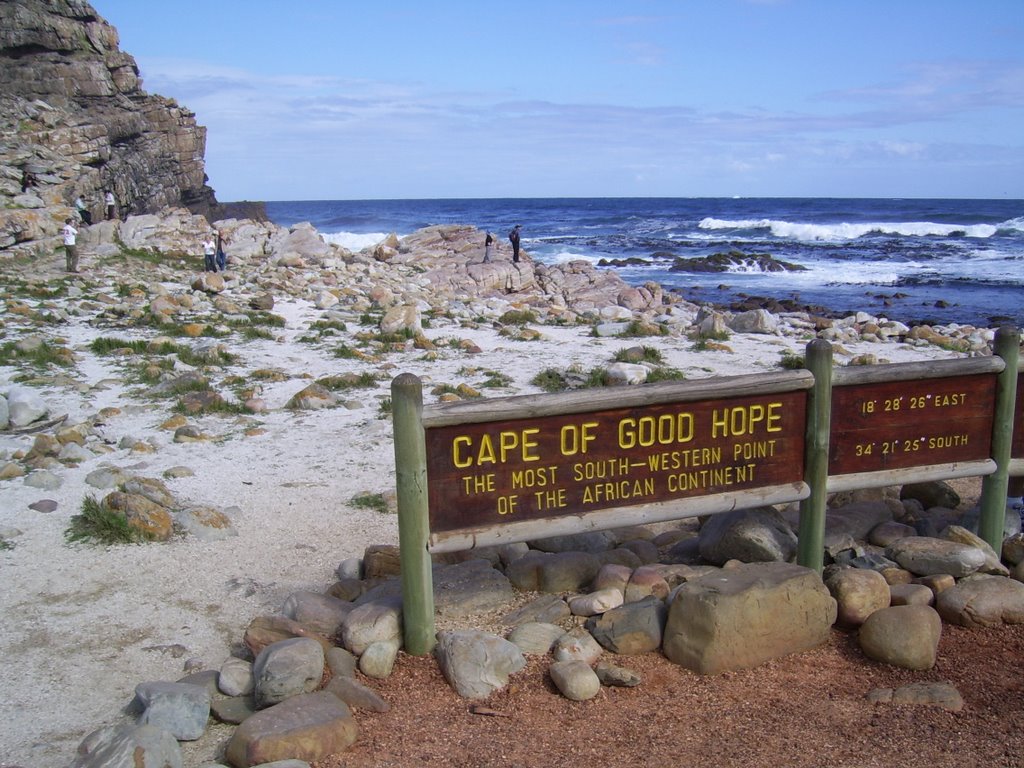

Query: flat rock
left=225, top=691, right=358, bottom=767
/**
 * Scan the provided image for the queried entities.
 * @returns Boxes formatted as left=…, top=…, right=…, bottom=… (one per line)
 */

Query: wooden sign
left=425, top=390, right=807, bottom=533
left=1013, top=377, right=1024, bottom=460
left=829, top=373, right=995, bottom=475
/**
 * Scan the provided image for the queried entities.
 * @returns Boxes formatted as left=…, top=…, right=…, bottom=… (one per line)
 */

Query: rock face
left=0, top=0, right=217, bottom=258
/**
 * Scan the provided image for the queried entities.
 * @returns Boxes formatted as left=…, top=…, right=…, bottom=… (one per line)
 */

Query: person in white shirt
left=104, top=190, right=116, bottom=220
left=62, top=218, right=79, bottom=272
left=202, top=236, right=216, bottom=272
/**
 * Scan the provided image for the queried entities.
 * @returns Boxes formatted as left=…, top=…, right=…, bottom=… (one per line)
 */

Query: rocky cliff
left=0, top=0, right=218, bottom=256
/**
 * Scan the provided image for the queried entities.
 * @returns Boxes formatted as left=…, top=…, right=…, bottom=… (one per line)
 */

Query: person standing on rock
left=483, top=231, right=494, bottom=263
left=62, top=218, right=79, bottom=273
left=215, top=229, right=227, bottom=272
left=74, top=195, right=92, bottom=226
left=202, top=235, right=216, bottom=272
left=508, top=224, right=521, bottom=263
left=104, top=189, right=116, bottom=220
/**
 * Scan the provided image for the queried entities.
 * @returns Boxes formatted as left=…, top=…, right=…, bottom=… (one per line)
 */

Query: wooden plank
left=425, top=389, right=807, bottom=536
left=428, top=481, right=810, bottom=553
left=826, top=460, right=996, bottom=493
left=829, top=373, right=996, bottom=475
left=832, top=357, right=1002, bottom=387
left=422, top=370, right=813, bottom=428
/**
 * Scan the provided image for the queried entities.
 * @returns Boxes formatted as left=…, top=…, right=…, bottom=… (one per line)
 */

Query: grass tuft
left=350, top=492, right=391, bottom=514
left=65, top=495, right=147, bottom=544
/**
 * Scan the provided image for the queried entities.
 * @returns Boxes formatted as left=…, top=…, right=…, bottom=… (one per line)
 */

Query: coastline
left=264, top=197, right=1024, bottom=330
left=0, top=211, right=1008, bottom=767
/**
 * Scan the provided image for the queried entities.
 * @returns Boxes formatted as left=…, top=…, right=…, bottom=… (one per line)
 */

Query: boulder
left=858, top=605, right=941, bottom=670
left=225, top=691, right=358, bottom=767
left=69, top=724, right=182, bottom=768
left=698, top=506, right=797, bottom=565
left=506, top=622, right=566, bottom=655
left=434, top=630, right=526, bottom=699
left=339, top=597, right=403, bottom=656
left=132, top=681, right=210, bottom=741
left=900, top=481, right=960, bottom=510
left=585, top=596, right=666, bottom=655
left=934, top=575, right=1024, bottom=627
left=505, top=550, right=602, bottom=593
left=252, top=638, right=325, bottom=709
left=549, top=660, right=601, bottom=701
left=281, top=591, right=353, bottom=638
left=663, top=562, right=836, bottom=674
left=886, top=536, right=986, bottom=577
left=824, top=567, right=891, bottom=627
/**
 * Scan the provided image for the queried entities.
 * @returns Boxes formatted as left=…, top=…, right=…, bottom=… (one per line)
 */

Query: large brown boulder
left=662, top=562, right=837, bottom=674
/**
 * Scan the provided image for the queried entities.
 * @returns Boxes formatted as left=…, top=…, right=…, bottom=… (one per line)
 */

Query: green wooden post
left=978, top=326, right=1020, bottom=550
left=391, top=373, right=436, bottom=655
left=798, top=339, right=833, bottom=573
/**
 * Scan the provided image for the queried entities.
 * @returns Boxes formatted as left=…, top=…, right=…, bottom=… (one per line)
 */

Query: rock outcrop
left=0, top=0, right=217, bottom=258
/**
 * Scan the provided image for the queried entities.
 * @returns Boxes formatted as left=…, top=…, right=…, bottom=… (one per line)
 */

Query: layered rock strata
left=0, top=0, right=217, bottom=257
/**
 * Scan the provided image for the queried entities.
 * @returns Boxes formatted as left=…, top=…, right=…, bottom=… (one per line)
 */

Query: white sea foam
left=321, top=231, right=391, bottom=251
left=698, top=217, right=999, bottom=241
left=1000, top=216, right=1024, bottom=233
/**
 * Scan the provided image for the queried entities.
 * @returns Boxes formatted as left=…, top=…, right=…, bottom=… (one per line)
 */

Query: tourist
left=508, top=224, right=521, bottom=263
left=74, top=195, right=92, bottom=226
left=104, top=189, right=116, bottom=220
left=215, top=229, right=227, bottom=272
left=202, top=235, right=216, bottom=272
left=483, top=231, right=493, bottom=263
left=62, top=218, right=79, bottom=273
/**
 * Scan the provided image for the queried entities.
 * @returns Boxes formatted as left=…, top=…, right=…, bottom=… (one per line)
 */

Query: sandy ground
left=0, top=261, right=972, bottom=767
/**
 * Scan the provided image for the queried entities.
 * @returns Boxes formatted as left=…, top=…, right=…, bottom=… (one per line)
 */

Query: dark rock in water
left=670, top=250, right=808, bottom=274
left=597, top=256, right=650, bottom=267
left=727, top=294, right=835, bottom=318
left=934, top=300, right=950, bottom=308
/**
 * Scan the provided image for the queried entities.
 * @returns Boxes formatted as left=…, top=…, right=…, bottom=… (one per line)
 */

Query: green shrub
left=350, top=492, right=390, bottom=514
left=618, top=320, right=669, bottom=338
left=532, top=368, right=569, bottom=393
left=0, top=340, right=74, bottom=369
left=480, top=371, right=512, bottom=388
left=89, top=337, right=149, bottom=355
left=65, top=495, right=148, bottom=544
left=239, top=326, right=274, bottom=341
left=645, top=366, right=686, bottom=383
left=498, top=309, right=538, bottom=326
left=333, top=344, right=361, bottom=359
left=612, top=345, right=664, bottom=364
left=779, top=351, right=805, bottom=370
left=316, top=372, right=380, bottom=390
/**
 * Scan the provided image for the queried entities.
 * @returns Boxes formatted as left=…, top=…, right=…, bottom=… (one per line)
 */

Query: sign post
left=978, top=327, right=1020, bottom=548
left=797, top=339, right=833, bottom=573
left=391, top=373, right=436, bottom=655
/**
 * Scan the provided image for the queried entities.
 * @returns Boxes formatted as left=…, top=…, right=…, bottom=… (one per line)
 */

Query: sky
left=92, top=0, right=1024, bottom=201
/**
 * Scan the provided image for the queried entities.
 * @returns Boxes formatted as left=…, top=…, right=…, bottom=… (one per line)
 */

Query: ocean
left=265, top=198, right=1024, bottom=328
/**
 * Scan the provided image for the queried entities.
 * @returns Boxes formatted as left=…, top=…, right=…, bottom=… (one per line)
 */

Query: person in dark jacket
left=508, top=224, right=521, bottom=263
left=483, top=231, right=494, bottom=263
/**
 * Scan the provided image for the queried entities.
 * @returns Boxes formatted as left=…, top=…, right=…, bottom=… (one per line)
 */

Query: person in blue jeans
left=215, top=230, right=227, bottom=272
